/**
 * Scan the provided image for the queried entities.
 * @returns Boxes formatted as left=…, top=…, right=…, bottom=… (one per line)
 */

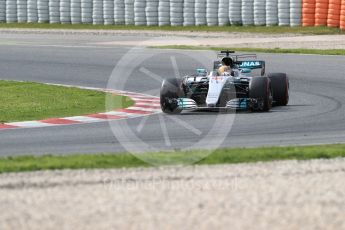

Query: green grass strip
left=0, top=23, right=344, bottom=35
left=150, top=45, right=345, bottom=56
left=0, top=80, right=134, bottom=122
left=0, top=144, right=344, bottom=174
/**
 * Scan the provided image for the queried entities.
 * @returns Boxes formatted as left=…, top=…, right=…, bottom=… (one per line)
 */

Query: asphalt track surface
left=0, top=33, right=344, bottom=156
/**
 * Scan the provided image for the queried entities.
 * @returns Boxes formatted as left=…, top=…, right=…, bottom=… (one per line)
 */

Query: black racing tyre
left=160, top=78, right=185, bottom=114
left=268, top=73, right=289, bottom=106
left=249, top=77, right=272, bottom=112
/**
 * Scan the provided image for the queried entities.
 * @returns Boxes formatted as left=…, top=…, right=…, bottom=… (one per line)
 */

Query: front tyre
left=249, top=77, right=272, bottom=112
left=160, top=78, right=185, bottom=114
left=268, top=73, right=289, bottom=106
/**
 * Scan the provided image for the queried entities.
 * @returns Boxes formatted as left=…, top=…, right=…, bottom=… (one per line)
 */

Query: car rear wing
left=217, top=52, right=257, bottom=61
left=236, top=60, right=266, bottom=76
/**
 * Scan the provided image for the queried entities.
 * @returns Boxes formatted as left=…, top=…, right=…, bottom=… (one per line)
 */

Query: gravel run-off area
left=0, top=29, right=345, bottom=49
left=0, top=158, right=344, bottom=230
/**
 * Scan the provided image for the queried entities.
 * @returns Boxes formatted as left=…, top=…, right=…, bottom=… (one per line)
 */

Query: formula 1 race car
left=160, top=51, right=289, bottom=114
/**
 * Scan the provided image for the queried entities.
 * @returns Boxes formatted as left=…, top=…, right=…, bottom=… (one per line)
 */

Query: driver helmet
left=221, top=57, right=234, bottom=68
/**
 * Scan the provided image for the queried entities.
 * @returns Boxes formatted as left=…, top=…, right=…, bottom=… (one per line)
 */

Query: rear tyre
left=249, top=77, right=272, bottom=112
left=268, top=73, right=289, bottom=106
left=160, top=78, right=185, bottom=114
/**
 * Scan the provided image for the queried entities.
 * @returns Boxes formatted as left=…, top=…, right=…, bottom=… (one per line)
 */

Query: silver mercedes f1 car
left=160, top=51, right=289, bottom=114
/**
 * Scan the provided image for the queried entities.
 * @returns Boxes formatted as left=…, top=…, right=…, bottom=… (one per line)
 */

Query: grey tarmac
left=0, top=32, right=344, bottom=156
